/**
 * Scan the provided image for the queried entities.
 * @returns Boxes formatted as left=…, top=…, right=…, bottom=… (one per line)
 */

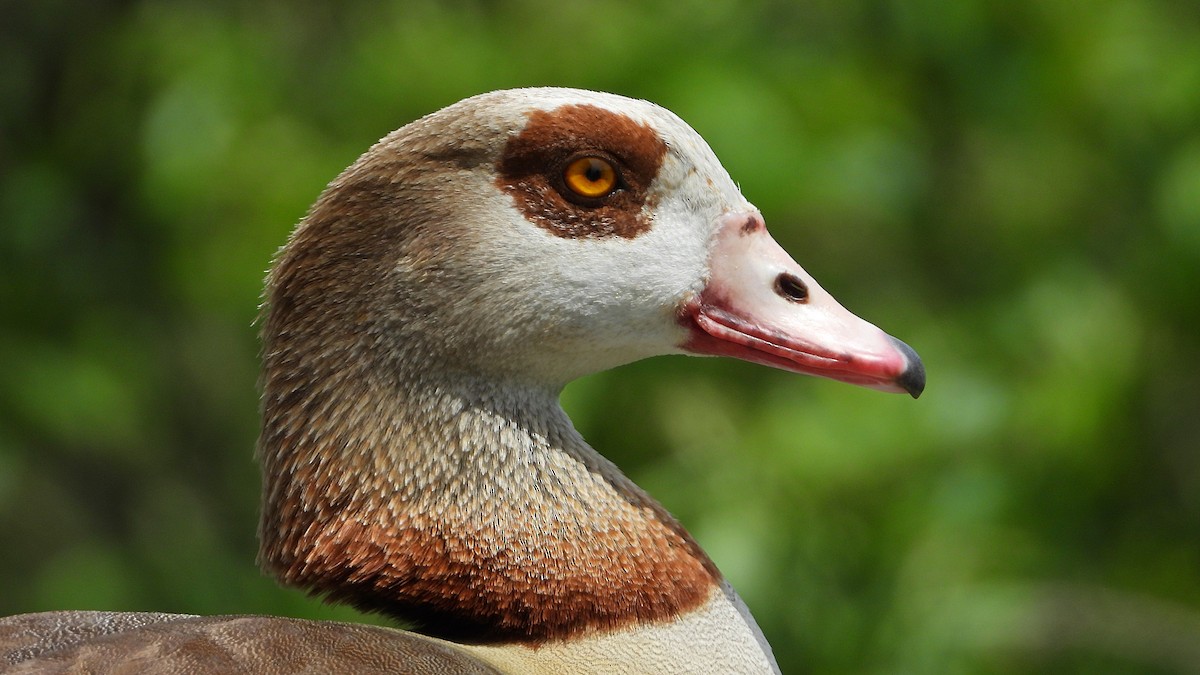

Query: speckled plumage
left=2, top=87, right=924, bottom=673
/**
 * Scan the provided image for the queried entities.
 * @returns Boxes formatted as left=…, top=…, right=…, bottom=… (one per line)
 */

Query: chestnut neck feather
left=257, top=171, right=721, bottom=643
left=258, top=355, right=720, bottom=644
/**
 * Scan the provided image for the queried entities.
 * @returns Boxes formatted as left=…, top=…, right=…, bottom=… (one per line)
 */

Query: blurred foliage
left=2, top=0, right=1199, bottom=672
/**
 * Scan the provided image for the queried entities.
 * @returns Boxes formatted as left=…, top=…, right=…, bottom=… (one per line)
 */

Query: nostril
left=775, top=273, right=809, bottom=303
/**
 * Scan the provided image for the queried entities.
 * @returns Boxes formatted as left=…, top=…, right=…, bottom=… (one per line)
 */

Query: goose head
left=258, top=88, right=923, bottom=656
left=265, top=87, right=923, bottom=396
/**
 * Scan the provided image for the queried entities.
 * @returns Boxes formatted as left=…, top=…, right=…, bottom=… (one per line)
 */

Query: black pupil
left=584, top=161, right=604, bottom=182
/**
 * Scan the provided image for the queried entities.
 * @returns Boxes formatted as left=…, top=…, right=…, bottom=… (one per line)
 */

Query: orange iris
left=563, top=157, right=618, bottom=198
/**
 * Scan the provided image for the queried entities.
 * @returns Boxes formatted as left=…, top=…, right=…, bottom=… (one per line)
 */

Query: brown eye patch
left=496, top=104, right=668, bottom=239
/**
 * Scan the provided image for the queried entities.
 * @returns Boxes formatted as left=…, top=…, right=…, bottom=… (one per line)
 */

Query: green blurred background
left=2, top=1, right=1199, bottom=672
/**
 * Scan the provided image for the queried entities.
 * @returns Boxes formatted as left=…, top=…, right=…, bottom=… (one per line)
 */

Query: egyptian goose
left=0, top=87, right=923, bottom=674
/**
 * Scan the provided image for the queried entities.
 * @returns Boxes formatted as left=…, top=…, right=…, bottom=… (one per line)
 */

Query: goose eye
left=563, top=156, right=618, bottom=199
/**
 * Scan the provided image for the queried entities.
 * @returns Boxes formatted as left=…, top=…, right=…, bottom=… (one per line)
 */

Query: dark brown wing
left=0, top=611, right=502, bottom=674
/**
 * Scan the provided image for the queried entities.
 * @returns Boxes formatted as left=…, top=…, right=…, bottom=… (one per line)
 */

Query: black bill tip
left=888, top=335, right=926, bottom=399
